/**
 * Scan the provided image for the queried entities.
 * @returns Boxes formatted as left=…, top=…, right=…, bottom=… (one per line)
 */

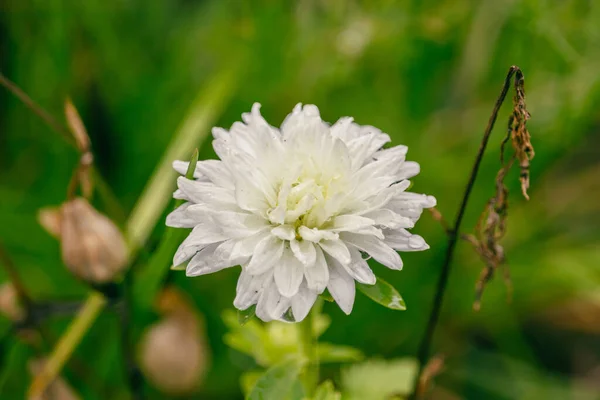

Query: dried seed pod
left=0, top=282, right=25, bottom=322
left=28, top=358, right=81, bottom=400
left=44, top=197, right=128, bottom=283
left=37, top=207, right=62, bottom=238
left=138, top=288, right=209, bottom=395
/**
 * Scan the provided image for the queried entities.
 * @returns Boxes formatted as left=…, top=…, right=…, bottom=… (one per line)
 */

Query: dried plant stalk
left=416, top=354, right=445, bottom=398
left=413, top=66, right=534, bottom=399
left=468, top=67, right=533, bottom=311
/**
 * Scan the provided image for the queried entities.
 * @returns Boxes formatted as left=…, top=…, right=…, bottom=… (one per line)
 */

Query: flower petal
left=172, top=160, right=202, bottom=178
left=256, top=281, right=291, bottom=322
left=298, top=226, right=339, bottom=242
left=166, top=202, right=197, bottom=228
left=234, top=269, right=272, bottom=310
left=326, top=256, right=356, bottom=315
left=291, top=239, right=317, bottom=267
left=340, top=232, right=403, bottom=270
left=362, top=209, right=414, bottom=229
left=246, top=235, right=284, bottom=275
left=382, top=229, right=430, bottom=251
left=176, top=176, right=236, bottom=206
left=186, top=242, right=238, bottom=276
left=271, top=225, right=296, bottom=241
left=290, top=283, right=318, bottom=322
left=304, top=245, right=329, bottom=292
left=328, top=215, right=375, bottom=233
left=195, top=160, right=235, bottom=190
left=319, top=239, right=351, bottom=265
left=343, top=246, right=376, bottom=284
left=274, top=249, right=304, bottom=297
left=172, top=224, right=228, bottom=266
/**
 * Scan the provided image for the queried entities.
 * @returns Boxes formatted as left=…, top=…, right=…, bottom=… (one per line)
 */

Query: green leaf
left=320, top=290, right=334, bottom=302
left=185, top=149, right=199, bottom=179
left=317, top=343, right=364, bottom=363
left=170, top=263, right=186, bottom=271
left=133, top=227, right=189, bottom=311
left=175, top=148, right=199, bottom=206
left=247, top=358, right=305, bottom=400
left=241, top=371, right=263, bottom=397
left=314, top=313, right=331, bottom=337
left=222, top=311, right=271, bottom=365
left=341, top=358, right=418, bottom=400
left=126, top=68, right=237, bottom=249
left=314, top=380, right=341, bottom=400
left=238, top=305, right=256, bottom=325
left=133, top=148, right=199, bottom=311
left=357, top=277, right=406, bottom=310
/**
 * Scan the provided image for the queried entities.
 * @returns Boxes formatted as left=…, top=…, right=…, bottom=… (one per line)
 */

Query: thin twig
left=0, top=72, right=126, bottom=218
left=0, top=72, right=73, bottom=145
left=411, top=66, right=522, bottom=399
left=0, top=242, right=32, bottom=306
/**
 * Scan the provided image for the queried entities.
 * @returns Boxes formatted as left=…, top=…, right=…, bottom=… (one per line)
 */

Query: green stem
left=298, top=299, right=322, bottom=396
left=28, top=292, right=107, bottom=399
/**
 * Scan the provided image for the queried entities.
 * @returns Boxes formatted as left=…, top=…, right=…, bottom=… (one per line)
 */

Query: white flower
left=166, top=103, right=436, bottom=322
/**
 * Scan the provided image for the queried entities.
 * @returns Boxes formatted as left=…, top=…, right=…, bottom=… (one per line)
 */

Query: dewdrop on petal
left=138, top=288, right=209, bottom=395
left=39, top=198, right=128, bottom=283
left=167, top=103, right=436, bottom=322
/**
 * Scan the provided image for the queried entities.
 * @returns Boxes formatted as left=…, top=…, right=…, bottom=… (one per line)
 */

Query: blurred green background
left=1, top=0, right=600, bottom=399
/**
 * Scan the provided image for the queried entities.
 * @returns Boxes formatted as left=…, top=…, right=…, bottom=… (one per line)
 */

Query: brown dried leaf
left=469, top=67, right=533, bottom=310
left=64, top=99, right=90, bottom=153
left=470, top=164, right=511, bottom=310
left=510, top=72, right=534, bottom=200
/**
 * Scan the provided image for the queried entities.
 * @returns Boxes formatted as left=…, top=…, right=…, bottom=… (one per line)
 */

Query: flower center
left=266, top=170, right=345, bottom=234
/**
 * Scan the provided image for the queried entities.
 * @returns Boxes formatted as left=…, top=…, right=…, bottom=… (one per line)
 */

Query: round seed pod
left=138, top=288, right=209, bottom=396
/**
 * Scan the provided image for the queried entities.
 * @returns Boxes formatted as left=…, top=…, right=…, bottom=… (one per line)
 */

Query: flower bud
left=28, top=358, right=81, bottom=400
left=138, top=288, right=209, bottom=395
left=0, top=282, right=25, bottom=322
left=39, top=198, right=128, bottom=283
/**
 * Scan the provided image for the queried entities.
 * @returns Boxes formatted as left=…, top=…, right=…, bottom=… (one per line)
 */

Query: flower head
left=167, top=103, right=435, bottom=322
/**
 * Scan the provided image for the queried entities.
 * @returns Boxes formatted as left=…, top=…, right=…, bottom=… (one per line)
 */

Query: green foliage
left=132, top=148, right=199, bottom=312
left=238, top=305, right=257, bottom=326
left=2, top=0, right=600, bottom=398
left=246, top=358, right=305, bottom=400
left=223, top=310, right=362, bottom=368
left=341, top=358, right=418, bottom=400
left=240, top=370, right=263, bottom=397
left=313, top=380, right=341, bottom=400
left=316, top=344, right=364, bottom=364
left=357, top=277, right=406, bottom=310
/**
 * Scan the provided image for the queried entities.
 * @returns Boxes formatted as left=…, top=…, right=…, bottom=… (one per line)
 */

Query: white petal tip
left=426, top=195, right=437, bottom=208
left=303, top=104, right=320, bottom=116
left=172, top=160, right=188, bottom=175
